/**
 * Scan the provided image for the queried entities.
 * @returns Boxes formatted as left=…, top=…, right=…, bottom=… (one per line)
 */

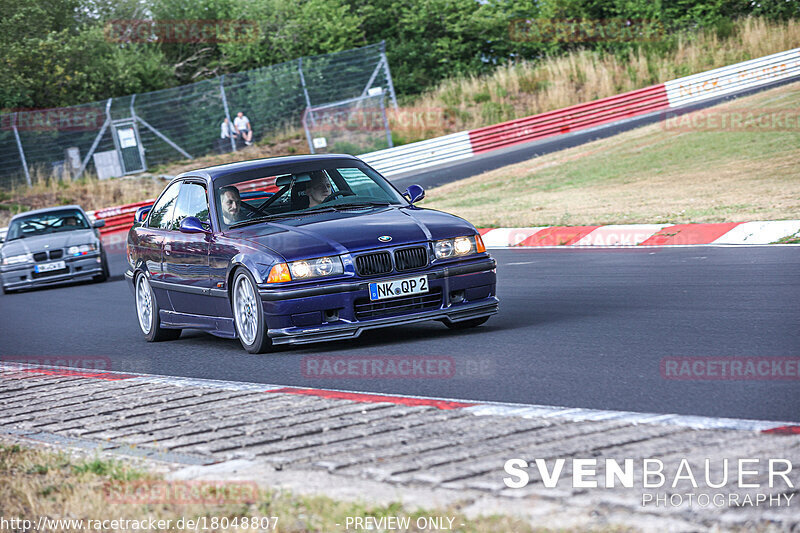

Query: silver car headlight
left=433, top=235, right=484, bottom=259
left=288, top=256, right=344, bottom=280
left=68, top=243, right=98, bottom=256
left=2, top=253, right=33, bottom=266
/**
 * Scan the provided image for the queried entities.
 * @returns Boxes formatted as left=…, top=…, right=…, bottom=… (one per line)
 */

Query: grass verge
left=4, top=442, right=615, bottom=533
left=420, top=81, right=800, bottom=228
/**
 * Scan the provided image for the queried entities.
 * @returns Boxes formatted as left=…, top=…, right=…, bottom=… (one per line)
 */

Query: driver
left=306, top=172, right=332, bottom=208
left=219, top=186, right=243, bottom=226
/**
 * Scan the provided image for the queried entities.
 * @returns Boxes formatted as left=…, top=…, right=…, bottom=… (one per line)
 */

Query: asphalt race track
left=2, top=244, right=798, bottom=423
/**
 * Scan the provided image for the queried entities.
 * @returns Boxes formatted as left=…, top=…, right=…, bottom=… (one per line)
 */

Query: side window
left=147, top=181, right=181, bottom=229
left=172, top=183, right=209, bottom=230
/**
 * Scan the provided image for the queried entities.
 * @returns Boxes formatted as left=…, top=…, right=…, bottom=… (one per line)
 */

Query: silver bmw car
left=0, top=205, right=109, bottom=294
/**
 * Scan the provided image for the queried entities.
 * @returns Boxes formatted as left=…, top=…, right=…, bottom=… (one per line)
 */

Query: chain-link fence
left=0, top=41, right=397, bottom=189
left=303, top=92, right=393, bottom=155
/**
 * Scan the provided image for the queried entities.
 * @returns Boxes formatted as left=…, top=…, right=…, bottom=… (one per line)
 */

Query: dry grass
left=400, top=17, right=800, bottom=138
left=420, top=81, right=800, bottom=227
left=1, top=442, right=596, bottom=533
left=0, top=169, right=168, bottom=227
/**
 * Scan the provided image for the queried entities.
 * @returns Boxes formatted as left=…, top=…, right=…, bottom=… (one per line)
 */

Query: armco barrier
left=468, top=84, right=669, bottom=154
left=360, top=131, right=473, bottom=177
left=665, top=48, right=800, bottom=108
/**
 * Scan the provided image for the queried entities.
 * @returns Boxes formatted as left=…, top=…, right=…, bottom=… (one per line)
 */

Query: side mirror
left=134, top=206, right=151, bottom=223
left=404, top=184, right=425, bottom=204
left=180, top=216, right=211, bottom=234
left=92, top=219, right=106, bottom=229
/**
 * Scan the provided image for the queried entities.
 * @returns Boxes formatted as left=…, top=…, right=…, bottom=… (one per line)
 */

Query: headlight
left=267, top=256, right=344, bottom=283
left=2, top=253, right=33, bottom=266
left=289, top=256, right=343, bottom=279
left=433, top=235, right=485, bottom=259
left=68, top=243, right=98, bottom=256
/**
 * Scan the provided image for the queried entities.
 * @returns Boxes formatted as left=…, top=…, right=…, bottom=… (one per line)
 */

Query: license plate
left=369, top=275, right=428, bottom=301
left=34, top=261, right=66, bottom=273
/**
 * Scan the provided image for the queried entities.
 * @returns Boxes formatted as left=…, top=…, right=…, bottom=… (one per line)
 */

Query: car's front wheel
left=135, top=272, right=180, bottom=342
left=94, top=251, right=110, bottom=282
left=232, top=268, right=272, bottom=353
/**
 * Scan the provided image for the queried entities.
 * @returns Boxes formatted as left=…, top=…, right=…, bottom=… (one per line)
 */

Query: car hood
left=1, top=229, right=98, bottom=258
left=229, top=206, right=476, bottom=260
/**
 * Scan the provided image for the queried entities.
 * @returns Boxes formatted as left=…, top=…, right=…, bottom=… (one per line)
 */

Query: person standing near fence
left=219, top=117, right=238, bottom=153
left=234, top=112, right=253, bottom=146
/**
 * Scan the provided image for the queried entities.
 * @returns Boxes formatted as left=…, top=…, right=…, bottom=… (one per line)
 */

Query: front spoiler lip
left=2, top=266, right=104, bottom=290
left=267, top=298, right=499, bottom=345
left=257, top=257, right=497, bottom=301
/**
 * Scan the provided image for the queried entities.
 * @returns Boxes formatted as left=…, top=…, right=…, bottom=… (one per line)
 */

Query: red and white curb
left=2, top=363, right=797, bottom=434
left=478, top=220, right=800, bottom=248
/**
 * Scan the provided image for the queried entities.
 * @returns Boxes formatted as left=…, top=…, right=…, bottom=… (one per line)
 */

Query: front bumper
left=261, top=257, right=498, bottom=345
left=0, top=254, right=104, bottom=291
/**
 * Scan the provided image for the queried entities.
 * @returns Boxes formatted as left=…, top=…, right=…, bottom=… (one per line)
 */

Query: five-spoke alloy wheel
left=135, top=272, right=180, bottom=342
left=232, top=269, right=272, bottom=353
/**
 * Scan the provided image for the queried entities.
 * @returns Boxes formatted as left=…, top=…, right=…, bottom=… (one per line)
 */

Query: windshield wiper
left=330, top=201, right=391, bottom=209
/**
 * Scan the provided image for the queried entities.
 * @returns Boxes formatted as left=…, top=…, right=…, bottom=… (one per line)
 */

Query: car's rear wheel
left=444, top=316, right=490, bottom=330
left=135, top=272, right=180, bottom=342
left=232, top=269, right=272, bottom=353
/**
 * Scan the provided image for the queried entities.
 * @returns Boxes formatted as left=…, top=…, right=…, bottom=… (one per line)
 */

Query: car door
left=163, top=181, right=213, bottom=315
left=139, top=180, right=181, bottom=307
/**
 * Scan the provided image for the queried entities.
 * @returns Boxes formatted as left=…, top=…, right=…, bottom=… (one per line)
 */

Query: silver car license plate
left=369, top=275, right=428, bottom=301
left=34, top=260, right=66, bottom=273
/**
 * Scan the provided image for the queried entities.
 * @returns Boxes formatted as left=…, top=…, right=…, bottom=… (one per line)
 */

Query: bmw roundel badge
left=378, top=235, right=392, bottom=242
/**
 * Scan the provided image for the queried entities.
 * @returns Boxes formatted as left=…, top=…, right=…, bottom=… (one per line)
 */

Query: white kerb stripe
left=573, top=224, right=669, bottom=246
left=712, top=220, right=800, bottom=245
left=481, top=227, right=548, bottom=247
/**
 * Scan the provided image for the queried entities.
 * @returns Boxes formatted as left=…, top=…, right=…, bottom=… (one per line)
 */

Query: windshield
left=7, top=209, right=91, bottom=241
left=215, top=164, right=407, bottom=229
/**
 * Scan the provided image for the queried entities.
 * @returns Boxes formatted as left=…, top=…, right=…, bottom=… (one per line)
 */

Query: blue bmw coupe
left=125, top=154, right=498, bottom=353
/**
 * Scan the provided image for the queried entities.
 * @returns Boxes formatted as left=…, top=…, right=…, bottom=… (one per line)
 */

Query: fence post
left=130, top=94, right=148, bottom=171
left=298, top=57, right=315, bottom=126
left=220, top=75, right=236, bottom=152
left=380, top=41, right=398, bottom=110
left=380, top=95, right=393, bottom=149
left=76, top=98, right=113, bottom=180
left=11, top=113, right=31, bottom=187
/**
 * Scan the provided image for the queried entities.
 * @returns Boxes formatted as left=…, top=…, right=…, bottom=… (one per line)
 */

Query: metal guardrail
left=468, top=84, right=669, bottom=154
left=665, top=48, right=800, bottom=107
left=360, top=131, right=473, bottom=177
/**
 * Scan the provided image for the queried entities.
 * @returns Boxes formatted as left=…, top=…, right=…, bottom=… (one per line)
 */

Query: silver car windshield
left=7, top=209, right=90, bottom=241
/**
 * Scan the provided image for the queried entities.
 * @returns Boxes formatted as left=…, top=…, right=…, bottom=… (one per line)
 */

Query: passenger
left=306, top=172, right=332, bottom=208
left=219, top=186, right=243, bottom=226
